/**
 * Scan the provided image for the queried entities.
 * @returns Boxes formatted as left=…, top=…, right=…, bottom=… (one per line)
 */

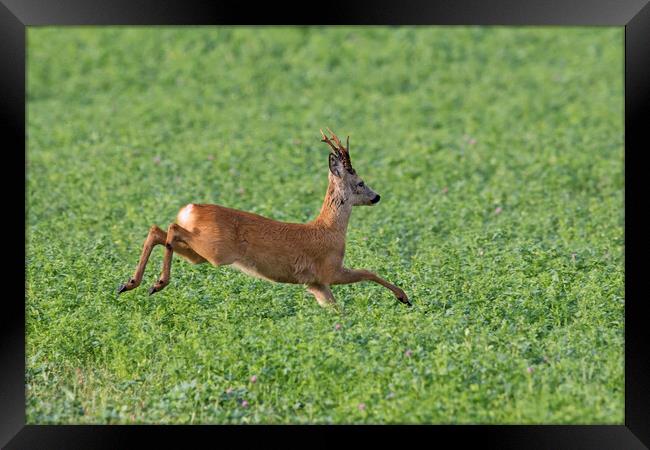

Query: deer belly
left=231, top=256, right=315, bottom=284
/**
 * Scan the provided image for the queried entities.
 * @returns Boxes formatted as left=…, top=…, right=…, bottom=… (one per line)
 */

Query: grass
left=26, top=26, right=624, bottom=424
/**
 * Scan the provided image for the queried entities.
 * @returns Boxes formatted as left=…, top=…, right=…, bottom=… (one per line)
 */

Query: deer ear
left=329, top=153, right=343, bottom=178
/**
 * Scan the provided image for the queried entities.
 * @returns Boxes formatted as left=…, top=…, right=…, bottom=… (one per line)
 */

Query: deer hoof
left=117, top=283, right=129, bottom=295
left=397, top=294, right=412, bottom=306
left=148, top=286, right=158, bottom=295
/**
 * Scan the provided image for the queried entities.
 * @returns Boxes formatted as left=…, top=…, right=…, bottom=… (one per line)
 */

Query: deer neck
left=315, top=178, right=352, bottom=233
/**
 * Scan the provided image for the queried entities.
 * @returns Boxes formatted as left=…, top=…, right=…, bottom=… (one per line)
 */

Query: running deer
left=117, top=128, right=411, bottom=308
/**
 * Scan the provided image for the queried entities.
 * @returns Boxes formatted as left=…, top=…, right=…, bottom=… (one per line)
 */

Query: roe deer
left=117, top=128, right=411, bottom=308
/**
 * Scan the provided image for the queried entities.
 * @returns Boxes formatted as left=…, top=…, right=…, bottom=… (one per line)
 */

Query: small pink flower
left=241, top=400, right=249, bottom=408
left=250, top=375, right=257, bottom=383
left=494, top=206, right=503, bottom=215
left=442, top=186, right=448, bottom=194
left=153, top=155, right=161, bottom=165
left=527, top=367, right=534, bottom=374
left=207, top=154, right=214, bottom=161
left=334, top=323, right=342, bottom=331
left=404, top=349, right=413, bottom=357
left=358, top=403, right=366, bottom=411
left=468, top=138, right=477, bottom=145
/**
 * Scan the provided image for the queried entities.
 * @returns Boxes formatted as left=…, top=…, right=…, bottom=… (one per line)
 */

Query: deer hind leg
left=306, top=283, right=339, bottom=310
left=148, top=223, right=207, bottom=295
left=331, top=268, right=412, bottom=306
left=173, top=242, right=207, bottom=264
left=117, top=225, right=167, bottom=294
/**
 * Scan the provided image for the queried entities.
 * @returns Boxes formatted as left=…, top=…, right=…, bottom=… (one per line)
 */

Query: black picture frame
left=3, top=0, right=648, bottom=448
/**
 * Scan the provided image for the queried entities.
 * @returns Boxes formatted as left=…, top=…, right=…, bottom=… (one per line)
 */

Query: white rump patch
left=177, top=204, right=194, bottom=227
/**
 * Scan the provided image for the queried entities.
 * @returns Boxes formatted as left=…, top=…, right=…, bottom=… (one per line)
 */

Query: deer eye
left=357, top=182, right=364, bottom=188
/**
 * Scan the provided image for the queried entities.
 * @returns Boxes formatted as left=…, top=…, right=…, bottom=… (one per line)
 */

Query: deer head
left=321, top=128, right=380, bottom=206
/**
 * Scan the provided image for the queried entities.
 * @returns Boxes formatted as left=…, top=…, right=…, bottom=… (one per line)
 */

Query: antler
left=320, top=128, right=354, bottom=173
left=320, top=129, right=339, bottom=154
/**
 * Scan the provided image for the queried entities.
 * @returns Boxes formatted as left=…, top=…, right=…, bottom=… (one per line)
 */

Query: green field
left=26, top=27, right=624, bottom=424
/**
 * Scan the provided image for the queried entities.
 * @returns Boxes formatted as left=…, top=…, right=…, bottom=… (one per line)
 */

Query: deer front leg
left=331, top=268, right=411, bottom=306
left=117, top=225, right=166, bottom=294
left=306, top=283, right=340, bottom=310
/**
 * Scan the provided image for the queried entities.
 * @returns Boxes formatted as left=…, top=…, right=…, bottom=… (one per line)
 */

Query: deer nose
left=371, top=194, right=381, bottom=204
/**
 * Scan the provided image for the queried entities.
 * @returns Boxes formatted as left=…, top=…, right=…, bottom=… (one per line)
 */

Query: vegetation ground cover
left=26, top=27, right=624, bottom=423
